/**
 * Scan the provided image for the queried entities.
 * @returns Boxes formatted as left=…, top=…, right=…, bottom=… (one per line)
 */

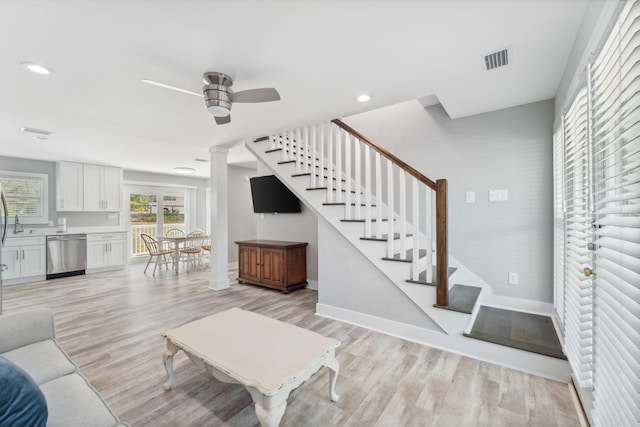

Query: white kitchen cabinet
left=87, top=233, right=127, bottom=270
left=1, top=237, right=46, bottom=283
left=83, top=164, right=122, bottom=211
left=56, top=161, right=84, bottom=211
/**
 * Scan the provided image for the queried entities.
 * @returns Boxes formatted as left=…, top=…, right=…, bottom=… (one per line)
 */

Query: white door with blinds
left=554, top=1, right=639, bottom=426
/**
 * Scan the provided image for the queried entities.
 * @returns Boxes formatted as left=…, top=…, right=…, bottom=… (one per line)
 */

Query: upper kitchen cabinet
left=56, top=162, right=122, bottom=212
left=83, top=164, right=122, bottom=211
left=56, top=161, right=84, bottom=211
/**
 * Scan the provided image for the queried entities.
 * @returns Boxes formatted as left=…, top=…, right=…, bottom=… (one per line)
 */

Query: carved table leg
left=163, top=341, right=180, bottom=390
left=254, top=399, right=287, bottom=427
left=326, top=356, right=340, bottom=402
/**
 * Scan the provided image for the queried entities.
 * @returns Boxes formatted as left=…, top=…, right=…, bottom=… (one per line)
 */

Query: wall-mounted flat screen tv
left=249, top=175, right=301, bottom=214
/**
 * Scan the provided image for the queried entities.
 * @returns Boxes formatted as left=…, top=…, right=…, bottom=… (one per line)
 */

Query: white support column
left=209, top=145, right=230, bottom=291
left=412, top=178, right=419, bottom=280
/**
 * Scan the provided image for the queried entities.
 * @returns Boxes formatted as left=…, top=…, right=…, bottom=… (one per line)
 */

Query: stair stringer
left=247, top=139, right=485, bottom=335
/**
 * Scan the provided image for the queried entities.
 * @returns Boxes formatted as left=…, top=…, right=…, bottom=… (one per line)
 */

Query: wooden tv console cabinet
left=235, top=240, right=308, bottom=293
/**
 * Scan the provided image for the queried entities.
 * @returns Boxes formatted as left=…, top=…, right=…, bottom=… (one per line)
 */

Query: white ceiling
left=1, top=0, right=589, bottom=177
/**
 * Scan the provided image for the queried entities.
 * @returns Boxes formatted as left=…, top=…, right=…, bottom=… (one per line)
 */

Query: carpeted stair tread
left=433, top=284, right=481, bottom=314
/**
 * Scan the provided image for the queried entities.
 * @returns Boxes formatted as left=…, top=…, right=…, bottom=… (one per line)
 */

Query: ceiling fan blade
left=215, top=114, right=231, bottom=125
left=231, top=88, right=280, bottom=103
left=141, top=79, right=203, bottom=98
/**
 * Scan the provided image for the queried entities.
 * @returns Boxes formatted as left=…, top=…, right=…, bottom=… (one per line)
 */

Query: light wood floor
left=2, top=265, right=580, bottom=426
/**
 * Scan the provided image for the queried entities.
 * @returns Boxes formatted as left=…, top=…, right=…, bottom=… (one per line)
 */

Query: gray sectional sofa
left=0, top=308, right=128, bottom=427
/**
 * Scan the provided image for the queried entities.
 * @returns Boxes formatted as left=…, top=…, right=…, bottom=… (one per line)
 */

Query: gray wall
left=344, top=99, right=554, bottom=303
left=0, top=155, right=117, bottom=228
left=227, top=165, right=258, bottom=263
left=255, top=164, right=318, bottom=282
left=318, top=218, right=441, bottom=330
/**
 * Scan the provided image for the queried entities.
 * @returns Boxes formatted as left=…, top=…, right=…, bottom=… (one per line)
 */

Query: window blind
left=589, top=1, right=640, bottom=425
left=562, top=86, right=594, bottom=389
left=1, top=174, right=45, bottom=218
left=553, top=127, right=566, bottom=330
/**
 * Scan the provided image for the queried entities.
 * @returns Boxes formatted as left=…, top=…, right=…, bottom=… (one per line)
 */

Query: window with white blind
left=552, top=128, right=566, bottom=332
left=1, top=171, right=49, bottom=224
left=555, top=1, right=639, bottom=425
left=589, top=0, right=640, bottom=425
left=561, top=87, right=594, bottom=389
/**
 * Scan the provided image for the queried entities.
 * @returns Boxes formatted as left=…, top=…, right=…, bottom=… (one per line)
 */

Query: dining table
left=158, top=233, right=208, bottom=273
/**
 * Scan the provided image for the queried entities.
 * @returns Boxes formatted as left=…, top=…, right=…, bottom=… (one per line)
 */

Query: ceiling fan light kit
left=143, top=71, right=280, bottom=125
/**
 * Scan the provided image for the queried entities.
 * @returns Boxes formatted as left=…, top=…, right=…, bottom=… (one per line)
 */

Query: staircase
left=245, top=120, right=571, bottom=381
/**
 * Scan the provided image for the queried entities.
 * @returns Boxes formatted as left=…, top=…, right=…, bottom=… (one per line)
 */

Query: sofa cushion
left=0, top=355, right=48, bottom=427
left=1, top=339, right=77, bottom=385
left=39, top=373, right=120, bottom=427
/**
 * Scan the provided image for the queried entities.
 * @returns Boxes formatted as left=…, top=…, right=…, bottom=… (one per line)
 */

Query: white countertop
left=7, top=226, right=128, bottom=238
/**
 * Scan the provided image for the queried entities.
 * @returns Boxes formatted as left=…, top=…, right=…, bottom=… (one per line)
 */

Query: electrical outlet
left=508, top=272, right=519, bottom=285
left=489, top=189, right=509, bottom=201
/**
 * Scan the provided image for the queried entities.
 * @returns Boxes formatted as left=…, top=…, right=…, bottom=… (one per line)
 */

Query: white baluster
left=375, top=152, right=383, bottom=239
left=326, top=125, right=334, bottom=203
left=425, top=187, right=434, bottom=283
left=364, top=144, right=372, bottom=238
left=319, top=125, right=325, bottom=188
left=311, top=125, right=317, bottom=188
left=335, top=126, right=343, bottom=203
left=344, top=132, right=352, bottom=220
left=296, top=128, right=303, bottom=173
left=354, top=139, right=361, bottom=219
left=399, top=170, right=407, bottom=259
left=412, top=177, right=419, bottom=281
left=303, top=126, right=310, bottom=174
left=386, top=161, right=395, bottom=258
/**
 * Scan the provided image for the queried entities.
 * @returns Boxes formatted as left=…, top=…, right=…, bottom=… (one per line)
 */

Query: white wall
left=255, top=164, right=318, bottom=282
left=344, top=99, right=554, bottom=303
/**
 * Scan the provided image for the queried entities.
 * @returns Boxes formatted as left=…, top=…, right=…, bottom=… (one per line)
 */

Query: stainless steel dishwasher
left=46, top=234, right=87, bottom=279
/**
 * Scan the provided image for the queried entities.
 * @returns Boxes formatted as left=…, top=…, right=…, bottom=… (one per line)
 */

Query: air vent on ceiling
left=20, top=126, right=52, bottom=136
left=484, top=48, right=509, bottom=71
left=194, top=158, right=209, bottom=162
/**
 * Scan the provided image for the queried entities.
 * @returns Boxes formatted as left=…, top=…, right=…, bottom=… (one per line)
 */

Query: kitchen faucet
left=14, top=214, right=24, bottom=233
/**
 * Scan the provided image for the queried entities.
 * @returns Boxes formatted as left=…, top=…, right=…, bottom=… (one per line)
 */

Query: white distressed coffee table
left=162, top=308, right=340, bottom=427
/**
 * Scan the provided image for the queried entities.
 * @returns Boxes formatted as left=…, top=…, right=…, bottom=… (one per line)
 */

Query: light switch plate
left=465, top=191, right=476, bottom=203
left=489, top=189, right=508, bottom=201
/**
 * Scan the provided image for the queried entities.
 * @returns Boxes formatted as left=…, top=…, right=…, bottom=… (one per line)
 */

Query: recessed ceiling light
left=355, top=93, right=371, bottom=103
left=174, top=167, right=195, bottom=174
left=20, top=62, right=54, bottom=75
left=32, top=136, right=48, bottom=141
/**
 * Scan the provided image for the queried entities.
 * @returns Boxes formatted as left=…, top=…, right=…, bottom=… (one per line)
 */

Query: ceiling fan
left=142, top=72, right=280, bottom=125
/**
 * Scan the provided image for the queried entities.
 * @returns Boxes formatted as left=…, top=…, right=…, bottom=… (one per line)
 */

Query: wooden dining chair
left=179, top=231, right=203, bottom=272
left=141, top=234, right=173, bottom=275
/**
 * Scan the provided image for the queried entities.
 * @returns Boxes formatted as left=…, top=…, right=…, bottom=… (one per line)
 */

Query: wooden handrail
left=332, top=118, right=449, bottom=308
left=332, top=119, right=437, bottom=190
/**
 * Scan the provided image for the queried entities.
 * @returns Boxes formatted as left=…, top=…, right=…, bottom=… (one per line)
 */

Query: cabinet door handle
left=15, top=250, right=19, bottom=260
left=109, top=243, right=112, bottom=252
left=22, top=250, right=25, bottom=260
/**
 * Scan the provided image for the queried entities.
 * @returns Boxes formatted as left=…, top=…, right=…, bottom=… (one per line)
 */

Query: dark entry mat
left=464, top=306, right=566, bottom=359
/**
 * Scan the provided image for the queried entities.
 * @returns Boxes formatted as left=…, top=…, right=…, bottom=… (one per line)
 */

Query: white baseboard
left=487, top=295, right=554, bottom=315
left=316, top=303, right=571, bottom=382
left=306, top=279, right=318, bottom=290
left=228, top=261, right=239, bottom=270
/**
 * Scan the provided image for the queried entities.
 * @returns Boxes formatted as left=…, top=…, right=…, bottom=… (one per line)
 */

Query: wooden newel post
left=436, top=179, right=448, bottom=308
